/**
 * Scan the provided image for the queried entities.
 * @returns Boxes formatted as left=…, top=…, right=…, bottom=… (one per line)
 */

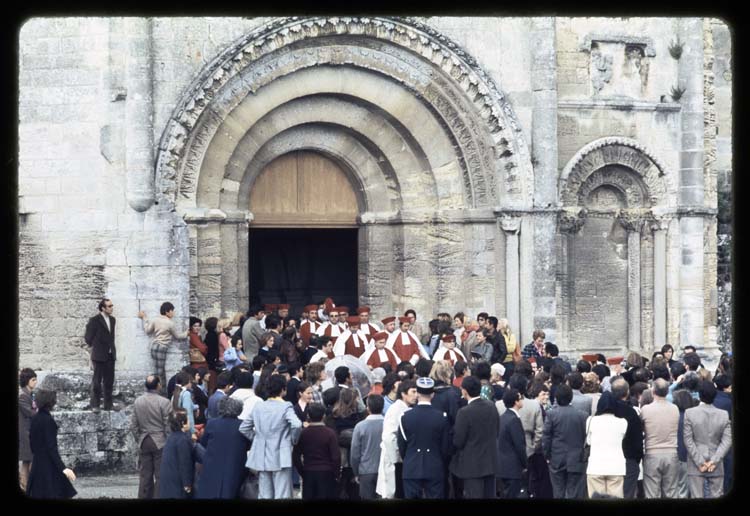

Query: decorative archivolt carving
left=560, top=137, right=672, bottom=209
left=578, top=166, right=648, bottom=208
left=155, top=16, right=533, bottom=210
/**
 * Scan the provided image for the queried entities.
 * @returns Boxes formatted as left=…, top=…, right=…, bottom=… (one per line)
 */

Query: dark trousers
left=394, top=462, right=404, bottom=499
left=91, top=359, right=115, bottom=408
left=723, top=448, right=732, bottom=494
left=528, top=452, right=553, bottom=499
left=499, top=478, right=522, bottom=499
left=138, top=436, right=162, bottom=499
left=450, top=473, right=464, bottom=499
left=462, top=475, right=496, bottom=499
left=358, top=474, right=378, bottom=500
left=403, top=477, right=444, bottom=499
left=336, top=467, right=360, bottom=500
left=624, top=458, right=640, bottom=499
left=549, top=468, right=584, bottom=499
left=302, top=470, right=336, bottom=500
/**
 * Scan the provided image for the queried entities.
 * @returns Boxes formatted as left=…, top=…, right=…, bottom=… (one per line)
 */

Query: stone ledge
left=558, top=99, right=681, bottom=112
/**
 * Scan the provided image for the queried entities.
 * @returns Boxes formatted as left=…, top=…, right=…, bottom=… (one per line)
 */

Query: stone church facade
left=19, top=16, right=732, bottom=379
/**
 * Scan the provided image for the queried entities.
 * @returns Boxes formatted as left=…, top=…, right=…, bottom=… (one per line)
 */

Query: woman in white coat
left=585, top=391, right=628, bottom=498
left=375, top=379, right=417, bottom=499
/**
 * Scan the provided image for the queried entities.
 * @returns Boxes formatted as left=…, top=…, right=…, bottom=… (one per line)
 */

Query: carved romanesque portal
left=154, top=17, right=533, bottom=319
left=558, top=138, right=673, bottom=356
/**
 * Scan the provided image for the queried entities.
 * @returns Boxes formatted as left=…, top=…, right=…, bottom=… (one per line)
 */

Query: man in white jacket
left=376, top=379, right=417, bottom=499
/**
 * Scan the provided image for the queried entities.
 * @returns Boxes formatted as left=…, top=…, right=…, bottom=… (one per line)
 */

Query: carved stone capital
left=558, top=207, right=587, bottom=234
left=616, top=210, right=647, bottom=232
left=648, top=216, right=670, bottom=232
left=500, top=215, right=521, bottom=234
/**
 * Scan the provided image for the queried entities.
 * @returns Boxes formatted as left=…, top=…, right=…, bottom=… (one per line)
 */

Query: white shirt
left=101, top=313, right=111, bottom=333
left=467, top=396, right=481, bottom=404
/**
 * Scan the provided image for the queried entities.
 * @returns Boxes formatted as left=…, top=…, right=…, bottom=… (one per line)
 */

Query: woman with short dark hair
left=25, top=389, right=77, bottom=499
left=18, top=367, right=38, bottom=491
left=158, top=410, right=195, bottom=498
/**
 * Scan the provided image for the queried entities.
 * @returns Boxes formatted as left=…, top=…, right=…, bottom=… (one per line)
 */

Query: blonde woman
left=498, top=318, right=520, bottom=378
left=217, top=318, right=233, bottom=356
left=460, top=318, right=479, bottom=358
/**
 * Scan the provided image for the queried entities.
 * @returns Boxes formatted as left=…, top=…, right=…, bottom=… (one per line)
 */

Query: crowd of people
left=18, top=298, right=734, bottom=501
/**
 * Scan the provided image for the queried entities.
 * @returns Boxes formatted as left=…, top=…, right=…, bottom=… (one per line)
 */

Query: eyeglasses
left=105, top=304, right=114, bottom=308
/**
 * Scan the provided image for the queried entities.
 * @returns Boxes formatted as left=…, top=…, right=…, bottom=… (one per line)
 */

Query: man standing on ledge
left=84, top=298, right=117, bottom=412
left=139, top=302, right=188, bottom=394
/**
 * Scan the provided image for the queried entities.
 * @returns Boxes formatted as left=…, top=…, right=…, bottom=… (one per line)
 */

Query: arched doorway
left=158, top=17, right=533, bottom=322
left=248, top=151, right=360, bottom=314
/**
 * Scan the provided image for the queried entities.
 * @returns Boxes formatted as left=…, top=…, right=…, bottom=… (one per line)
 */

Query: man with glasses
left=84, top=298, right=118, bottom=412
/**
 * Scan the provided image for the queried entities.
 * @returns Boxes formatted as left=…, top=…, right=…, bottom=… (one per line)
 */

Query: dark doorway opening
left=249, top=228, right=358, bottom=317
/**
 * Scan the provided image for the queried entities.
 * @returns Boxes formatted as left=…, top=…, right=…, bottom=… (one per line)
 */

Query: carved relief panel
left=585, top=36, right=655, bottom=99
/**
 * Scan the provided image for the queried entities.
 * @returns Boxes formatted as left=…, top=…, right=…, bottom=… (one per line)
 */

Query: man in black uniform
left=397, top=377, right=452, bottom=499
left=84, top=298, right=118, bottom=412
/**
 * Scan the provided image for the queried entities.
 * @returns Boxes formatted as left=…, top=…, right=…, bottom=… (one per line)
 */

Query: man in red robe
left=360, top=331, right=400, bottom=370
left=357, top=306, right=380, bottom=337
left=431, top=334, right=467, bottom=365
left=386, top=317, right=430, bottom=365
left=300, top=304, right=321, bottom=346
left=316, top=307, right=343, bottom=338
left=381, top=316, right=397, bottom=335
left=333, top=317, right=371, bottom=358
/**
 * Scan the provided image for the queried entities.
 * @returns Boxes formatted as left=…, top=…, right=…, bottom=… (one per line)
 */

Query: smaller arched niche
left=248, top=151, right=360, bottom=228
left=559, top=138, right=670, bottom=357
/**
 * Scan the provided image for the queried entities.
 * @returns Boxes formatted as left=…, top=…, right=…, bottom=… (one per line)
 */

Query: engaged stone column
left=501, top=216, right=521, bottom=338
left=557, top=209, right=586, bottom=351
left=651, top=217, right=669, bottom=349
left=619, top=213, right=644, bottom=353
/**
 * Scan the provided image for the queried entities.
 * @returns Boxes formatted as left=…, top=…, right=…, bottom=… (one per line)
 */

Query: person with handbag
left=584, top=391, right=628, bottom=498
left=188, top=316, right=209, bottom=374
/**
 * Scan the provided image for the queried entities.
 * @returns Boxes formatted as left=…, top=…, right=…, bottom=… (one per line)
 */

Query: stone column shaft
left=501, top=217, right=521, bottom=338
left=519, top=216, right=534, bottom=345
left=627, top=230, right=641, bottom=352
left=653, top=227, right=667, bottom=349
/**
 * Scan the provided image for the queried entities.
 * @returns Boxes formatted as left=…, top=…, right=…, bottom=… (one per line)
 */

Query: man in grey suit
left=684, top=380, right=732, bottom=498
left=567, top=372, right=592, bottom=416
left=351, top=394, right=385, bottom=499
left=542, top=383, right=588, bottom=499
left=240, top=375, right=302, bottom=499
left=130, top=375, right=174, bottom=499
left=241, top=305, right=266, bottom=358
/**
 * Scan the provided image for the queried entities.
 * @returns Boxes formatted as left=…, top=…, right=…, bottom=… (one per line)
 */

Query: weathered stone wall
left=570, top=217, right=629, bottom=352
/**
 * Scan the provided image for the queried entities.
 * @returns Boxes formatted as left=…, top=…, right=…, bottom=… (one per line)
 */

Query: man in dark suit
left=541, top=383, right=588, bottom=499
left=84, top=298, right=117, bottom=412
left=397, top=377, right=452, bottom=499
left=450, top=375, right=500, bottom=499
left=497, top=388, right=528, bottom=498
